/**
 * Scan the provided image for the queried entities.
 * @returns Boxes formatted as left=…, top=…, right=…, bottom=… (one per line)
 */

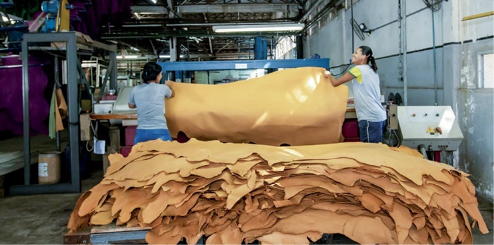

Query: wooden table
left=89, top=113, right=137, bottom=120
left=345, top=107, right=357, bottom=119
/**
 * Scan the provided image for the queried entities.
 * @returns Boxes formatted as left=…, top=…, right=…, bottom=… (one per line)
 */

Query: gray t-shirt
left=128, top=83, right=172, bottom=129
left=349, top=65, right=387, bottom=122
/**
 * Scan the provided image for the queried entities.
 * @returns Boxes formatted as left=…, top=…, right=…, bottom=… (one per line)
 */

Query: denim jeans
left=358, top=120, right=386, bottom=143
left=134, top=129, right=172, bottom=145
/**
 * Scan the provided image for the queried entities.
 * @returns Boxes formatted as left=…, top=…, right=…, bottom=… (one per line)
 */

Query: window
left=480, top=53, right=494, bottom=88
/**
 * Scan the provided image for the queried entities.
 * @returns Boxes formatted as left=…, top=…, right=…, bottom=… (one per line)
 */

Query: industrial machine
left=389, top=105, right=464, bottom=163
left=41, top=0, right=71, bottom=32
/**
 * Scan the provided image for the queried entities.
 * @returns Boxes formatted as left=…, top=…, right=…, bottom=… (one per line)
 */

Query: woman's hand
left=165, top=81, right=175, bottom=98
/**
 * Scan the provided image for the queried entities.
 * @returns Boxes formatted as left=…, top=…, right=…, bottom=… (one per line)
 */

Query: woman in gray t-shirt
left=128, top=62, right=174, bottom=144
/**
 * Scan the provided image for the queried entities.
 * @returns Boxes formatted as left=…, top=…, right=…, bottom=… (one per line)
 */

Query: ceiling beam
left=131, top=6, right=167, bottom=14
left=131, top=4, right=299, bottom=14
left=166, top=21, right=297, bottom=27
left=102, top=31, right=298, bottom=39
left=178, top=4, right=299, bottom=13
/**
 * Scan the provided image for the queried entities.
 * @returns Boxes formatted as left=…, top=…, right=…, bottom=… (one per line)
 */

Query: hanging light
left=213, top=23, right=304, bottom=33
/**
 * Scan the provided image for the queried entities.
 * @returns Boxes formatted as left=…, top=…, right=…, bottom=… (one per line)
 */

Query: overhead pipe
left=462, top=11, right=494, bottom=21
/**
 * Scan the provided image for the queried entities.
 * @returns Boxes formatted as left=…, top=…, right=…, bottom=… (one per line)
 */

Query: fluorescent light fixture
left=159, top=54, right=185, bottom=59
left=130, top=46, right=139, bottom=51
left=151, top=0, right=157, bottom=3
left=117, top=55, right=139, bottom=59
left=213, top=23, right=304, bottom=33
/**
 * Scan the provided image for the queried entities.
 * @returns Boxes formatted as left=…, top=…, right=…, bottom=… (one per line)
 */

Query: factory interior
left=0, top=0, right=493, bottom=244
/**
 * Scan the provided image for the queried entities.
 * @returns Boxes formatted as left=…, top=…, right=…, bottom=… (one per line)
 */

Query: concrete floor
left=0, top=170, right=101, bottom=243
left=0, top=134, right=101, bottom=244
left=0, top=135, right=493, bottom=244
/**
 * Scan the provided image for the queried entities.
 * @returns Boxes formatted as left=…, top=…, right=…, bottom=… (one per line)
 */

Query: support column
left=169, top=37, right=180, bottom=82
left=254, top=36, right=267, bottom=60
left=54, top=57, right=61, bottom=151
left=169, top=37, right=178, bottom=62
left=21, top=36, right=30, bottom=185
left=67, top=33, right=81, bottom=192
left=296, top=36, right=304, bottom=59
left=109, top=51, right=117, bottom=91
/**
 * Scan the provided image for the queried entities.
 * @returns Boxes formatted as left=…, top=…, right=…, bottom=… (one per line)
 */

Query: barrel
left=38, top=152, right=61, bottom=185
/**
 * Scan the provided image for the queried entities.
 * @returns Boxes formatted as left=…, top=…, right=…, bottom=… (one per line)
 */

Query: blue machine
left=41, top=0, right=60, bottom=13
left=41, top=0, right=59, bottom=33
left=158, top=34, right=329, bottom=82
left=158, top=59, right=329, bottom=72
left=42, top=18, right=57, bottom=33
left=40, top=0, right=78, bottom=33
left=157, top=58, right=330, bottom=83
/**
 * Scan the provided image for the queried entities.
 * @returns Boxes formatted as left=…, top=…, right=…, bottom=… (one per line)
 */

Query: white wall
left=305, top=0, right=494, bottom=199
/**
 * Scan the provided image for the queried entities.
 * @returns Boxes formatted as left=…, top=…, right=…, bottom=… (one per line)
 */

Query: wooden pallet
left=63, top=225, right=333, bottom=244
left=63, top=224, right=217, bottom=244
left=64, top=225, right=149, bottom=244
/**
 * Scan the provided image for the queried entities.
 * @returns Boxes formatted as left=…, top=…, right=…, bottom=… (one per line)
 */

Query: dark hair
left=359, top=45, right=378, bottom=72
left=141, top=62, right=162, bottom=83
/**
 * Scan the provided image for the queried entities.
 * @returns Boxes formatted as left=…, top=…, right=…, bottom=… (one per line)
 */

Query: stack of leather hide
left=68, top=139, right=488, bottom=244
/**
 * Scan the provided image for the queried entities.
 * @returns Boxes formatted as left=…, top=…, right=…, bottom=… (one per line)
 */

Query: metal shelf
left=12, top=32, right=118, bottom=195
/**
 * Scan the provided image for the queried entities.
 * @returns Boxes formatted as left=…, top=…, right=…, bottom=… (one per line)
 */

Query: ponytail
left=359, top=45, right=378, bottom=72
left=369, top=55, right=378, bottom=72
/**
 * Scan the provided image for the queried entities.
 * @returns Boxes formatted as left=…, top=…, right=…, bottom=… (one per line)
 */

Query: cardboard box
left=81, top=99, right=92, bottom=112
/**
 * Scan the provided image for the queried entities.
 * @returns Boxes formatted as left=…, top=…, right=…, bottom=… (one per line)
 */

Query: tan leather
left=55, top=88, right=67, bottom=131
left=67, top=139, right=488, bottom=244
left=164, top=67, right=348, bottom=146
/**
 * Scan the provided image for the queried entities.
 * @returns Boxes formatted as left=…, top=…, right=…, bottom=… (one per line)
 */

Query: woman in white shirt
left=328, top=46, right=386, bottom=143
